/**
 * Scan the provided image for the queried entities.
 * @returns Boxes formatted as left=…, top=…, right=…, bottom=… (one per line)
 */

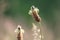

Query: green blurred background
left=0, top=0, right=60, bottom=40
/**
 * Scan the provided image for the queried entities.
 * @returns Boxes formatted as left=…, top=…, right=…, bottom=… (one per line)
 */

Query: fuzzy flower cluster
left=32, top=23, right=44, bottom=40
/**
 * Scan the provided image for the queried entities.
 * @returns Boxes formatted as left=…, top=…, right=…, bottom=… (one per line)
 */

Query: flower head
left=15, top=25, right=21, bottom=34
left=28, top=5, right=41, bottom=22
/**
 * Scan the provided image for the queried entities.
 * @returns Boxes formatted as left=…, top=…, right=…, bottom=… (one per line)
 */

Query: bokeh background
left=0, top=0, right=60, bottom=40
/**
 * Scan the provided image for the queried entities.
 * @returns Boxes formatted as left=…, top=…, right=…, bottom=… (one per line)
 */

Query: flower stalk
left=29, top=5, right=44, bottom=40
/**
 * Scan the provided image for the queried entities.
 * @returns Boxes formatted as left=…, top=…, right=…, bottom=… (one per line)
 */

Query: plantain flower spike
left=28, top=5, right=41, bottom=22
left=15, top=25, right=24, bottom=40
